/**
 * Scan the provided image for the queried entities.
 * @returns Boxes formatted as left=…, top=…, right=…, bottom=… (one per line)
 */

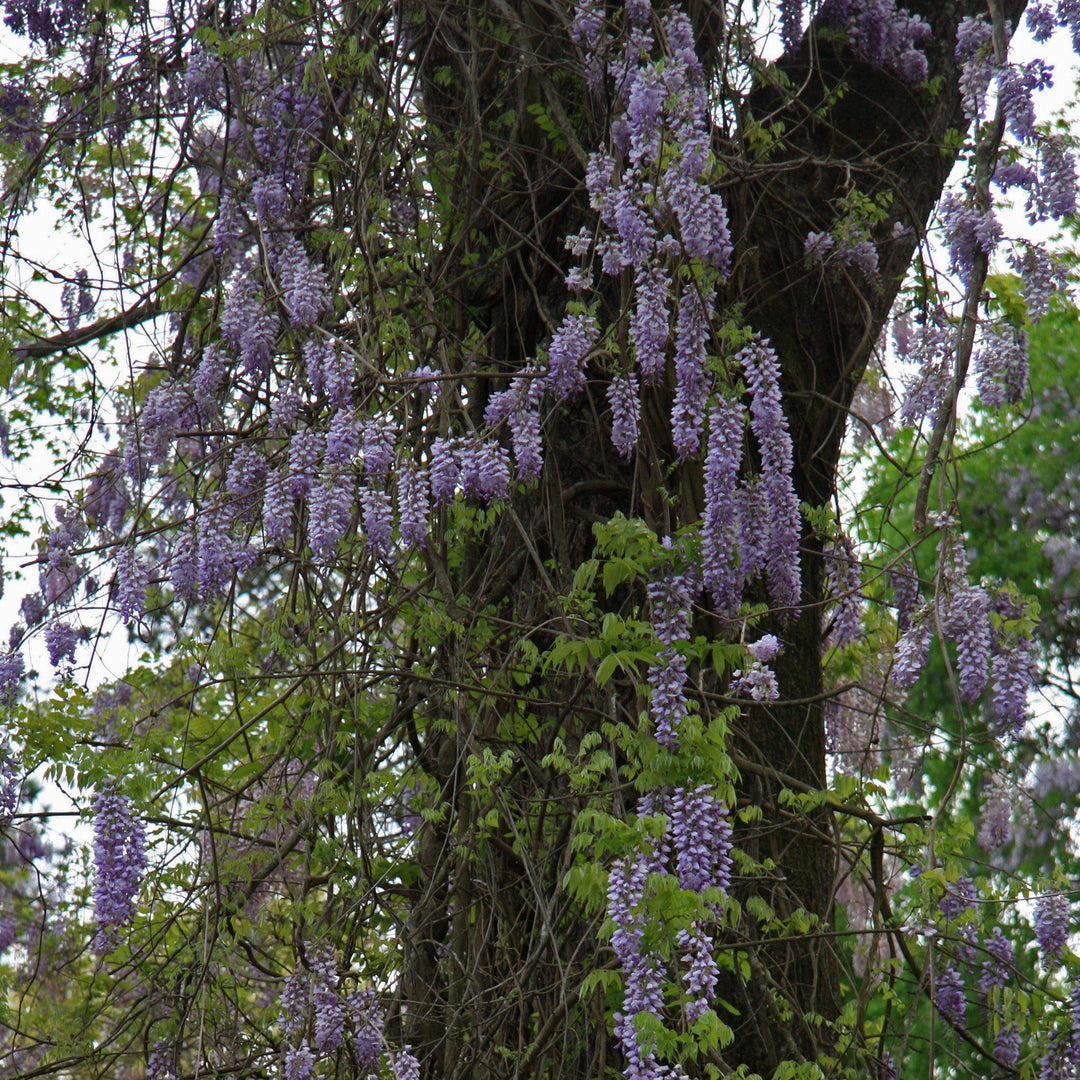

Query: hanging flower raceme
left=92, top=787, right=146, bottom=951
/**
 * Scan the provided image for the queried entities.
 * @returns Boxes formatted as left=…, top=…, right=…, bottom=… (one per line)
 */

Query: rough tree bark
left=397, top=2, right=1026, bottom=1077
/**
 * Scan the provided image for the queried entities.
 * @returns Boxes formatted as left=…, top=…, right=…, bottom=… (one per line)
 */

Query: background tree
left=0, top=1, right=1078, bottom=1079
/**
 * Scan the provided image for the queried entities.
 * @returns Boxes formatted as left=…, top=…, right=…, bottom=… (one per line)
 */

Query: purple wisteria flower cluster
left=824, top=533, right=863, bottom=648
left=601, top=535, right=744, bottom=1079
left=92, top=787, right=146, bottom=952
left=895, top=11, right=1077, bottom=419
left=890, top=538, right=1035, bottom=738
left=277, top=950, right=419, bottom=1080
left=1035, top=891, right=1071, bottom=968
left=818, top=0, right=932, bottom=83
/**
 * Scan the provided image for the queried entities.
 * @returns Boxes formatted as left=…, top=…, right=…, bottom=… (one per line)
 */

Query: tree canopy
left=1, top=1, right=1079, bottom=1078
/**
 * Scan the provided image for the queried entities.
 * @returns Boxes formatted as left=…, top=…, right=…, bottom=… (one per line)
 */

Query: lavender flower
left=978, top=926, right=1014, bottom=996
left=460, top=442, right=510, bottom=504
left=739, top=340, right=802, bottom=611
left=1070, top=980, right=1080, bottom=1072
left=92, top=788, right=146, bottom=951
left=115, top=549, right=148, bottom=621
left=547, top=312, right=599, bottom=401
left=955, top=15, right=994, bottom=119
left=824, top=534, right=862, bottom=648
left=397, top=464, right=429, bottom=550
left=363, top=417, right=398, bottom=483
left=288, top=430, right=323, bottom=499
left=646, top=565, right=696, bottom=747
left=608, top=373, right=641, bottom=459
left=197, top=513, right=238, bottom=600
left=304, top=337, right=353, bottom=406
left=1027, top=0, right=1055, bottom=41
left=630, top=265, right=670, bottom=385
left=45, top=621, right=80, bottom=670
left=730, top=658, right=779, bottom=702
left=390, top=1047, right=420, bottom=1080
left=276, top=236, right=331, bottom=329
left=429, top=438, right=460, bottom=507
left=779, top=0, right=802, bottom=52
left=279, top=970, right=308, bottom=1040
left=942, top=582, right=991, bottom=702
left=669, top=786, right=732, bottom=893
left=819, top=0, right=931, bottom=83
left=308, top=479, right=353, bottom=560
left=939, top=192, right=1000, bottom=284
left=891, top=615, right=931, bottom=689
left=0, top=747, right=19, bottom=824
left=935, top=963, right=966, bottom=1028
left=263, top=470, right=294, bottom=546
left=889, top=561, right=922, bottom=633
left=326, top=409, right=361, bottom=469
left=284, top=1042, right=315, bottom=1080
left=990, top=646, right=1033, bottom=736
left=702, top=396, right=745, bottom=617
left=995, top=1024, right=1021, bottom=1068
left=671, top=284, right=712, bottom=460
left=1034, top=136, right=1077, bottom=221
left=0, top=651, right=25, bottom=706
left=977, top=776, right=1012, bottom=851
left=999, top=61, right=1052, bottom=144
left=351, top=988, right=383, bottom=1070
left=220, top=272, right=279, bottom=379
left=311, top=948, right=345, bottom=1054
left=974, top=327, right=1028, bottom=408
left=361, top=487, right=393, bottom=558
left=1035, top=892, right=1070, bottom=967
left=677, top=925, right=718, bottom=1023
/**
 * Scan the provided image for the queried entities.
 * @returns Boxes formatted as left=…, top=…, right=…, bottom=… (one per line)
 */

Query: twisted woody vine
left=1, top=0, right=1080, bottom=1077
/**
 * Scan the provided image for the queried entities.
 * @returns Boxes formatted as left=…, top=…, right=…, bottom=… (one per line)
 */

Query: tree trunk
left=398, top=1, right=1026, bottom=1076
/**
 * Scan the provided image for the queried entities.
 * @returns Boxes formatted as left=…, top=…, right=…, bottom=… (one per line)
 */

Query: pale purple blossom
left=669, top=786, right=731, bottom=893
left=311, top=948, right=345, bottom=1054
left=1035, top=892, right=1070, bottom=967
left=819, top=0, right=931, bottom=83
left=363, top=417, right=398, bottom=483
left=429, top=438, right=460, bottom=507
left=116, top=549, right=148, bottom=621
left=547, top=313, right=599, bottom=401
left=630, top=265, right=670, bottom=385
left=942, top=582, right=991, bottom=702
left=397, top=464, right=429, bottom=550
left=739, top=340, right=802, bottom=611
left=935, top=963, right=966, bottom=1028
left=390, top=1047, right=420, bottom=1080
left=92, top=788, right=146, bottom=951
left=608, top=373, right=641, bottom=458
left=975, top=327, right=1028, bottom=408
left=702, top=396, right=745, bottom=617
left=284, top=1042, right=315, bottom=1080
left=671, top=284, right=712, bottom=460
left=350, top=988, right=383, bottom=1070
left=221, top=272, right=279, bottom=378
left=45, top=621, right=80, bottom=669
left=361, top=487, right=393, bottom=558
left=730, top=659, right=779, bottom=702
left=892, top=616, right=931, bottom=690
left=288, top=430, right=323, bottom=499
left=308, top=480, right=353, bottom=559
left=326, top=410, right=361, bottom=469
left=978, top=776, right=1012, bottom=851
left=276, top=235, right=331, bottom=329
left=825, top=534, right=863, bottom=647
left=263, top=470, right=294, bottom=545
